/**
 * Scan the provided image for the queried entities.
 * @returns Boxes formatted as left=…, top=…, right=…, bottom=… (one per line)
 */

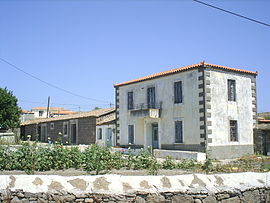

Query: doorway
left=71, top=123, right=77, bottom=145
left=106, top=128, right=113, bottom=147
left=152, top=123, right=159, bottom=149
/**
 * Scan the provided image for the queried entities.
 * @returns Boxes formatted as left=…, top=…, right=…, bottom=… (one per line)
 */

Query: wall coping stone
left=0, top=172, right=269, bottom=195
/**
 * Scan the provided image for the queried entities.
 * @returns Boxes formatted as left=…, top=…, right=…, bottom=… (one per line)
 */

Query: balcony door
left=147, top=87, right=156, bottom=108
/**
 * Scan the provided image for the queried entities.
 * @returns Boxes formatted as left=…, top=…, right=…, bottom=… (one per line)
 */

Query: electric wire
left=0, top=57, right=113, bottom=104
left=193, top=0, right=270, bottom=28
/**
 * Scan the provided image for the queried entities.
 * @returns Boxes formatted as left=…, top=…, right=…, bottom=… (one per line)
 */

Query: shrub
left=83, top=145, right=113, bottom=174
left=162, top=156, right=177, bottom=170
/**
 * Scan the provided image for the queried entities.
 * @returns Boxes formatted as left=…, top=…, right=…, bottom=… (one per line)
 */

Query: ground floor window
left=175, top=120, right=183, bottom=143
left=98, top=128, right=102, bottom=140
left=230, top=120, right=238, bottom=142
left=128, top=125, right=134, bottom=144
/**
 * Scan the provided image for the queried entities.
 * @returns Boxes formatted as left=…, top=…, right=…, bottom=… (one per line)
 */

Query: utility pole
left=46, top=96, right=50, bottom=118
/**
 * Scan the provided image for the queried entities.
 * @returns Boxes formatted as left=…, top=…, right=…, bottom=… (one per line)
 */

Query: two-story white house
left=114, top=62, right=257, bottom=159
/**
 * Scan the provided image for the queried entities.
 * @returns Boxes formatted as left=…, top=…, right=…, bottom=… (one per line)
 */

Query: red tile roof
left=258, top=119, right=270, bottom=123
left=21, top=108, right=115, bottom=126
left=114, top=62, right=258, bottom=87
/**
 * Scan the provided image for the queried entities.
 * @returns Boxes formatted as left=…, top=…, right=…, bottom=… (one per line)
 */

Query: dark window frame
left=63, top=122, right=68, bottom=135
left=128, top=124, right=134, bottom=144
left=228, top=79, right=236, bottom=101
left=174, top=81, right=183, bottom=104
left=175, top=120, right=183, bottom=143
left=127, top=91, right=134, bottom=110
left=39, top=111, right=43, bottom=117
left=98, top=128, right=102, bottom=140
left=50, top=123, right=54, bottom=130
left=147, top=87, right=156, bottom=108
left=230, top=120, right=238, bottom=142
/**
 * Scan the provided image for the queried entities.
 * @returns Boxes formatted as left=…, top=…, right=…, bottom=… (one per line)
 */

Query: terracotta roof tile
left=114, top=62, right=257, bottom=87
left=96, top=112, right=115, bottom=125
left=258, top=119, right=270, bottom=123
left=21, top=107, right=115, bottom=126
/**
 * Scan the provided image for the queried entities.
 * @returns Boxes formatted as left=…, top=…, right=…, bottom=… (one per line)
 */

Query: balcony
left=130, top=102, right=162, bottom=118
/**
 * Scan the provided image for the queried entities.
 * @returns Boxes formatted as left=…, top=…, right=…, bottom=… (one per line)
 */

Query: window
left=147, top=87, right=156, bottom=108
left=127, top=91, right=134, bottom=110
left=128, top=125, right=134, bottom=144
left=230, top=120, right=238, bottom=142
left=39, top=111, right=43, bottom=117
left=228, top=79, right=236, bottom=101
left=50, top=123, right=54, bottom=130
left=98, top=128, right=102, bottom=140
left=63, top=122, right=68, bottom=135
left=174, top=81, right=182, bottom=104
left=175, top=121, right=183, bottom=143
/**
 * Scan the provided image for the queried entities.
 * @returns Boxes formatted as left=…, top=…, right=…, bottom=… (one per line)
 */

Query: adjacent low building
left=20, top=108, right=115, bottom=145
left=31, top=107, right=75, bottom=118
left=96, top=111, right=116, bottom=147
left=254, top=118, right=270, bottom=155
left=114, top=62, right=258, bottom=159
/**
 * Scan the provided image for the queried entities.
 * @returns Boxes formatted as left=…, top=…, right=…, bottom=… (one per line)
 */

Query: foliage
left=147, top=156, right=161, bottom=175
left=133, top=149, right=153, bottom=170
left=177, top=159, right=198, bottom=170
left=162, top=156, right=177, bottom=170
left=83, top=145, right=123, bottom=175
left=0, top=87, right=21, bottom=130
left=201, top=158, right=213, bottom=173
left=0, top=144, right=269, bottom=175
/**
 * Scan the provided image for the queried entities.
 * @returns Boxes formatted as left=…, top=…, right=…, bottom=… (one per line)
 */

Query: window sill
left=173, top=142, right=184, bottom=145
left=174, top=102, right=183, bottom=105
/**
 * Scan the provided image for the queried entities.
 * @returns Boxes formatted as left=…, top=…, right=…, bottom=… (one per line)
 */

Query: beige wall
left=208, top=70, right=254, bottom=147
left=118, top=69, right=201, bottom=148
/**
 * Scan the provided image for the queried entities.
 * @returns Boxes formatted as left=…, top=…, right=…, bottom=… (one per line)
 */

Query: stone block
left=242, top=190, right=260, bottom=203
left=217, top=193, right=230, bottom=200
left=202, top=195, right=216, bottom=203
left=194, top=199, right=202, bottom=203
left=221, top=196, right=240, bottom=203
left=146, top=194, right=165, bottom=203
left=135, top=196, right=146, bottom=203
left=85, top=198, right=94, bottom=203
left=172, top=195, right=193, bottom=203
left=63, top=194, right=76, bottom=202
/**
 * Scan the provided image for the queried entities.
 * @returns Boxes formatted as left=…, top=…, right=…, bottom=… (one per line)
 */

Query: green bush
left=162, top=156, right=177, bottom=170
left=83, top=145, right=115, bottom=174
left=133, top=149, right=153, bottom=170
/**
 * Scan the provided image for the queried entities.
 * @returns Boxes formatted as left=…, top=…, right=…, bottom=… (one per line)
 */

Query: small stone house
left=114, top=62, right=257, bottom=159
left=20, top=108, right=115, bottom=145
left=254, top=119, right=270, bottom=155
left=96, top=111, right=116, bottom=147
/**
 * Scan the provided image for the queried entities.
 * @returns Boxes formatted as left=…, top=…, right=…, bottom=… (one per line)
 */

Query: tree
left=0, top=87, right=21, bottom=130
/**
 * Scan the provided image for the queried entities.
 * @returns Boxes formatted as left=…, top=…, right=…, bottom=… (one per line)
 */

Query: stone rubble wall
left=0, top=172, right=269, bottom=203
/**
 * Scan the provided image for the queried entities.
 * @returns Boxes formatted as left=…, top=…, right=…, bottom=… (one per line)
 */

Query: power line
left=0, top=57, right=113, bottom=104
left=19, top=99, right=111, bottom=107
left=193, top=0, right=270, bottom=28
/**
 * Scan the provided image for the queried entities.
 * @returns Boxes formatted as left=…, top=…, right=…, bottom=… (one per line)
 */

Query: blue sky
left=0, top=0, right=269, bottom=112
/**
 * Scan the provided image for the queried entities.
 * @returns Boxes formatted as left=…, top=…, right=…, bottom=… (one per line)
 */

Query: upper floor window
left=174, top=81, right=182, bottom=104
left=228, top=79, right=236, bottom=101
left=147, top=87, right=156, bottom=108
left=98, top=128, right=102, bottom=140
left=230, top=120, right=238, bottom=142
left=175, top=120, right=183, bottom=143
left=127, top=91, right=134, bottom=110
left=128, top=124, right=134, bottom=144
